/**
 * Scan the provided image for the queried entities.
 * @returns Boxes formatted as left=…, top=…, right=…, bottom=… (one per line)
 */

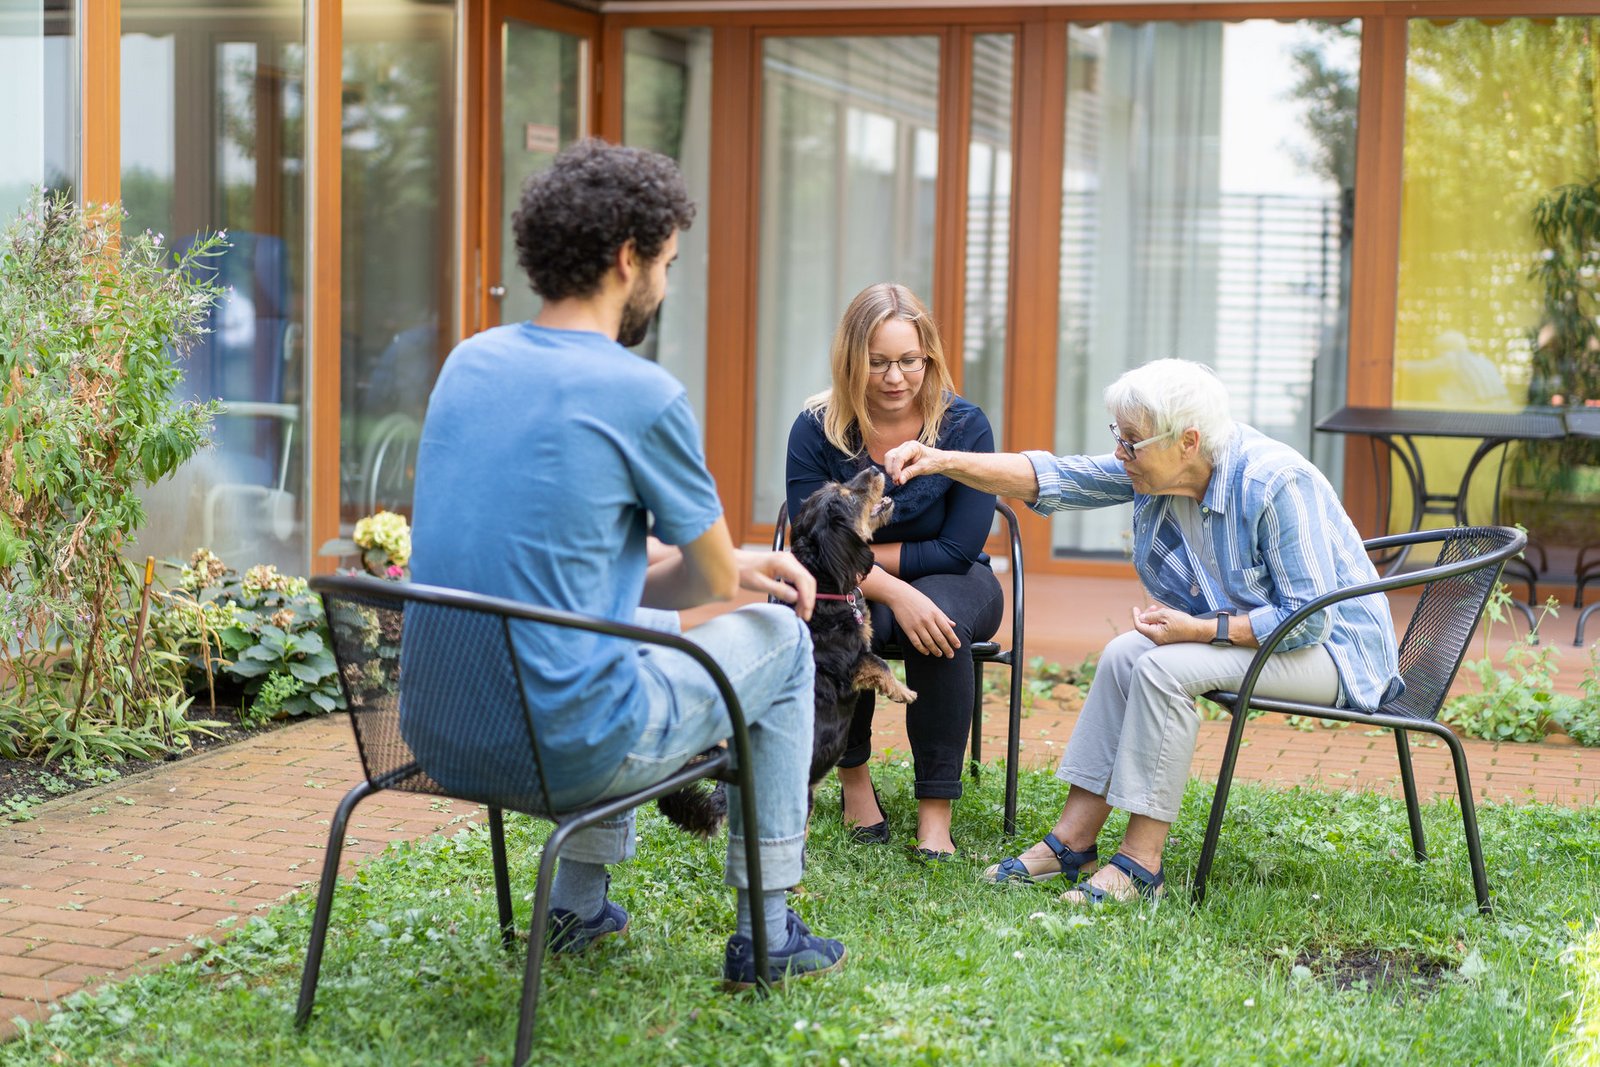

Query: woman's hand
left=883, top=441, right=947, bottom=485
left=1129, top=603, right=1208, bottom=646
left=888, top=584, right=961, bottom=658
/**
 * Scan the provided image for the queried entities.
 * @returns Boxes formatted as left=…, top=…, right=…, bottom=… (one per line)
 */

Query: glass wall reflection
left=753, top=35, right=940, bottom=525
left=499, top=21, right=586, bottom=327
left=963, top=33, right=1014, bottom=447
left=1054, top=20, right=1358, bottom=556
left=0, top=0, right=76, bottom=219
left=341, top=1, right=456, bottom=525
left=623, top=26, right=711, bottom=430
left=123, top=0, right=307, bottom=575
left=1398, top=17, right=1600, bottom=557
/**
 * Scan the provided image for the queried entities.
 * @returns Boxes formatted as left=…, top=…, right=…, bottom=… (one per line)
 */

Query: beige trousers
left=1057, top=629, right=1339, bottom=822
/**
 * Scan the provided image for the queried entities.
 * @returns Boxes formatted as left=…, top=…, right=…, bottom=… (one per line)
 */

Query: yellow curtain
left=1393, top=17, right=1600, bottom=532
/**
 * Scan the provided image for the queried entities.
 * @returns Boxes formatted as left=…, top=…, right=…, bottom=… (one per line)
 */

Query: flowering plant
left=352, top=510, right=411, bottom=579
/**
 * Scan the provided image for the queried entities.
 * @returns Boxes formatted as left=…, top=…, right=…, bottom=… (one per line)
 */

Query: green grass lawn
left=3, top=764, right=1598, bottom=1066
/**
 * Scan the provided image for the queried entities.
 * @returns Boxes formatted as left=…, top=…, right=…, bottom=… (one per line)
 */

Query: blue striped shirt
left=1023, top=424, right=1403, bottom=711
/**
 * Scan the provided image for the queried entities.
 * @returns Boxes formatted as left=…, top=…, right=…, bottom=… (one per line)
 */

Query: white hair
left=1103, top=359, right=1234, bottom=461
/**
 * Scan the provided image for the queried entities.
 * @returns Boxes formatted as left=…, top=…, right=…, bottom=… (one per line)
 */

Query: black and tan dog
left=658, top=467, right=915, bottom=836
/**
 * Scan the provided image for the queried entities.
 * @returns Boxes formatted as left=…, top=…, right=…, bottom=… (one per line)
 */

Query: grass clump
left=2, top=766, right=1598, bottom=1066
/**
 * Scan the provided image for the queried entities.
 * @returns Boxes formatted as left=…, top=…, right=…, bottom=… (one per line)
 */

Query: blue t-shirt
left=406, top=322, right=723, bottom=807
left=785, top=394, right=995, bottom=580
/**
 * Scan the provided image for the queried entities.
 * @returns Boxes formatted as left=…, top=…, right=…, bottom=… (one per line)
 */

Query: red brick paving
left=0, top=570, right=1596, bottom=1042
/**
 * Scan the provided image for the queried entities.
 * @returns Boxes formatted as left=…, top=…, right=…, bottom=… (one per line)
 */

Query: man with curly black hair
left=409, top=139, right=847, bottom=989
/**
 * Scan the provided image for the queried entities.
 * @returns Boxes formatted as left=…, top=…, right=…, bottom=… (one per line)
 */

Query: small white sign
left=525, top=123, right=560, bottom=154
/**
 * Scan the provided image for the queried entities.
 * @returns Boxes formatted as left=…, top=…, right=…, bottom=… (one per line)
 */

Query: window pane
left=341, top=1, right=456, bottom=526
left=123, top=1, right=307, bottom=575
left=964, top=33, right=1014, bottom=447
left=1054, top=20, right=1359, bottom=555
left=0, top=0, right=76, bottom=217
left=499, top=21, right=586, bottom=327
left=1398, top=18, right=1600, bottom=553
left=623, top=26, right=711, bottom=429
left=753, top=35, right=940, bottom=526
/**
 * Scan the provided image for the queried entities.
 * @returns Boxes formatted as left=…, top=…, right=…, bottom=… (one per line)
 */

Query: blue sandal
left=1060, top=852, right=1165, bottom=905
left=983, top=832, right=1098, bottom=885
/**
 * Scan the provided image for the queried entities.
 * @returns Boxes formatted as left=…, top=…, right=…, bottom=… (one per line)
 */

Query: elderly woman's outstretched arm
left=883, top=441, right=1041, bottom=500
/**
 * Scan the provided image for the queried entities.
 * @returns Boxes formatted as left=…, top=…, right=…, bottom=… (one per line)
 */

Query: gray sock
left=549, top=860, right=608, bottom=919
left=736, top=888, right=789, bottom=947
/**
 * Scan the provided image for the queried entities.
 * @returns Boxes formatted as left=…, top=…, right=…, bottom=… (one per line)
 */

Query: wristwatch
left=1210, top=610, right=1233, bottom=647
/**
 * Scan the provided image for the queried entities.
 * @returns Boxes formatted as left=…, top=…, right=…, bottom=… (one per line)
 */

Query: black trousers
left=836, top=561, right=1004, bottom=799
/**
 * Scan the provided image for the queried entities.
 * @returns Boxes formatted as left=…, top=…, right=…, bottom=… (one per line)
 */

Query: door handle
left=488, top=284, right=507, bottom=300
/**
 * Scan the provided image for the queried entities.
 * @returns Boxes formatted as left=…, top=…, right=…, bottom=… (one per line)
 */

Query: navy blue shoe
left=722, top=908, right=846, bottom=990
left=546, top=898, right=630, bottom=955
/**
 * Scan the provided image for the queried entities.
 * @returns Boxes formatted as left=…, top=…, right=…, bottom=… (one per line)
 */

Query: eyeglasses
left=1109, top=422, right=1174, bottom=455
left=867, top=355, right=928, bottom=376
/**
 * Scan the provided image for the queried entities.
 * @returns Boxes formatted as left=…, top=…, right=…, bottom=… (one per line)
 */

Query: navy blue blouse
left=784, top=394, right=997, bottom=581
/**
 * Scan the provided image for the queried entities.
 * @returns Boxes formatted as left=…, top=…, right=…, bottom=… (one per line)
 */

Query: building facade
left=7, top=0, right=1599, bottom=579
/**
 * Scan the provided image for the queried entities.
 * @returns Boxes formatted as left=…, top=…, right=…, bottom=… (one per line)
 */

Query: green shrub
left=1440, top=587, right=1563, bottom=743
left=0, top=191, right=223, bottom=761
left=152, top=550, right=344, bottom=723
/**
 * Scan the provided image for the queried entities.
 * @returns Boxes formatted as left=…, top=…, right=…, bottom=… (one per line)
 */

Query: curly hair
left=512, top=139, right=695, bottom=301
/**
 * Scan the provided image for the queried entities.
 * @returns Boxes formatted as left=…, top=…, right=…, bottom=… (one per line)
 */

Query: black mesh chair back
left=1193, top=525, right=1526, bottom=914
left=297, top=575, right=770, bottom=1066
left=1380, top=527, right=1517, bottom=723
left=772, top=499, right=1027, bottom=835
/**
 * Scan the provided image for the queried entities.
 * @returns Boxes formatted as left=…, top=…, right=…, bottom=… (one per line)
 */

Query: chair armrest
left=1225, top=526, right=1525, bottom=714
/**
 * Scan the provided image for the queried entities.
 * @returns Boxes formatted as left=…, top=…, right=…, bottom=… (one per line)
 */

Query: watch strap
left=1212, top=610, right=1232, bottom=646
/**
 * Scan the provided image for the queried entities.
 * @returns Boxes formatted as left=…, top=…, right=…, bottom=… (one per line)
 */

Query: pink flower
left=387, top=565, right=404, bottom=579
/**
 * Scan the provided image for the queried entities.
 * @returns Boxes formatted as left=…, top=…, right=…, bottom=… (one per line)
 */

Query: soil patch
left=1292, top=948, right=1453, bottom=998
left=0, top=705, right=300, bottom=817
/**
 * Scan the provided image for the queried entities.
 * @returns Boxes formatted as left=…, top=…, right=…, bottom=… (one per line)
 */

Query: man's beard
left=617, top=276, right=660, bottom=348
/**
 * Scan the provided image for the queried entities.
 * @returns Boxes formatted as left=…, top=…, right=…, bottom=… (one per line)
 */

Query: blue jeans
left=558, top=603, right=814, bottom=891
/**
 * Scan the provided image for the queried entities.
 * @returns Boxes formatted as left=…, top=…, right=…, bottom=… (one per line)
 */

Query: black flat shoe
left=914, top=847, right=956, bottom=863
left=841, top=782, right=890, bottom=845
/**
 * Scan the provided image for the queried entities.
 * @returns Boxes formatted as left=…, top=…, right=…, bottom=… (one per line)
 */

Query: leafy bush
left=1551, top=645, right=1600, bottom=747
left=0, top=191, right=223, bottom=760
left=152, top=550, right=345, bottom=723
left=1440, top=587, right=1563, bottom=743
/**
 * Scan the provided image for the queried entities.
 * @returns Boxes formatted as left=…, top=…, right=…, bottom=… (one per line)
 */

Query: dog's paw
left=889, top=683, right=917, bottom=704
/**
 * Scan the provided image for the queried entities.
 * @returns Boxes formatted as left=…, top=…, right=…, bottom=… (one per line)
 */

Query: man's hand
left=883, top=441, right=946, bottom=486
left=1129, top=603, right=1208, bottom=646
left=736, top=549, right=816, bottom=621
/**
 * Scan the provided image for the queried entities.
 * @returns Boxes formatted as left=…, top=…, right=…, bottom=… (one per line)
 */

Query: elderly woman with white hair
left=882, top=358, right=1401, bottom=904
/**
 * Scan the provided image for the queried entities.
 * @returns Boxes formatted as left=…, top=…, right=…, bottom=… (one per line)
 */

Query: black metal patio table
left=1314, top=406, right=1565, bottom=630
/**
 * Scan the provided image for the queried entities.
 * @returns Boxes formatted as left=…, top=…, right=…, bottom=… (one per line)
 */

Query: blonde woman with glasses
left=785, top=282, right=1004, bottom=861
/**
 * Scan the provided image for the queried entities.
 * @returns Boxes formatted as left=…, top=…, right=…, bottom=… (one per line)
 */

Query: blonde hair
left=803, top=282, right=954, bottom=457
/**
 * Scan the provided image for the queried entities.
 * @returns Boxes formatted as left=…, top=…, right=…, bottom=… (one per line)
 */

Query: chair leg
left=729, top=746, right=770, bottom=993
left=1435, top=726, right=1493, bottom=914
left=1192, top=707, right=1253, bottom=905
left=489, top=807, right=516, bottom=952
left=969, top=662, right=983, bottom=781
left=1003, top=659, right=1022, bottom=838
left=296, top=780, right=376, bottom=1027
left=514, top=817, right=572, bottom=1067
left=1576, top=601, right=1600, bottom=648
left=1393, top=729, right=1427, bottom=861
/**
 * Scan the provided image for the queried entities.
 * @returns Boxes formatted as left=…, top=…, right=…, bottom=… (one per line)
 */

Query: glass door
left=482, top=0, right=597, bottom=328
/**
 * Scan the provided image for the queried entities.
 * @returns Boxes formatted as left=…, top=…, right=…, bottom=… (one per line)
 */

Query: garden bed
left=0, top=705, right=297, bottom=820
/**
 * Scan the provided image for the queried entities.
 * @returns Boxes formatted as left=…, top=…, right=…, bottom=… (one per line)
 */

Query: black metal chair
left=1191, top=525, right=1526, bottom=914
left=772, top=500, right=1027, bottom=836
left=297, top=575, right=770, bottom=1067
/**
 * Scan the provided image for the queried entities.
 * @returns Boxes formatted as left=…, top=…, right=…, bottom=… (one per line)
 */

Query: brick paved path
left=3, top=707, right=1600, bottom=1041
